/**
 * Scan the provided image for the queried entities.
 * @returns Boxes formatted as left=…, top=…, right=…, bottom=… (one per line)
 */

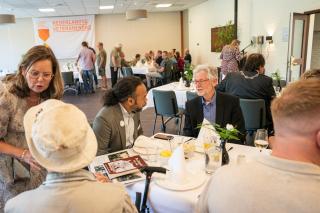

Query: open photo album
left=88, top=150, right=147, bottom=185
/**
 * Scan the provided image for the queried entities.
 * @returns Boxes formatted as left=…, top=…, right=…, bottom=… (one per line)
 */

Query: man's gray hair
left=193, top=65, right=218, bottom=80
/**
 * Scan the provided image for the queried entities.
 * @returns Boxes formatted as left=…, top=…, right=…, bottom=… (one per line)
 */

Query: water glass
left=147, top=146, right=158, bottom=163
left=205, top=145, right=222, bottom=174
left=254, top=129, right=269, bottom=151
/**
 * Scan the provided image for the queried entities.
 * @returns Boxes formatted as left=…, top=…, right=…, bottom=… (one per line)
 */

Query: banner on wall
left=32, top=15, right=95, bottom=59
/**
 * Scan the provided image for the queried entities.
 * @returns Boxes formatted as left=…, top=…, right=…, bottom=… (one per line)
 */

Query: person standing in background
left=184, top=49, right=192, bottom=65
left=76, top=41, right=96, bottom=93
left=88, top=46, right=99, bottom=89
left=220, top=39, right=241, bottom=76
left=110, top=44, right=122, bottom=87
left=97, top=42, right=107, bottom=90
left=0, top=45, right=64, bottom=212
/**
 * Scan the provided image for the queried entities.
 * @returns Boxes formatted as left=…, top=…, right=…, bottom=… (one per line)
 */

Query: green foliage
left=215, top=20, right=236, bottom=52
left=184, top=64, right=194, bottom=81
left=271, top=69, right=281, bottom=81
left=197, top=123, right=240, bottom=141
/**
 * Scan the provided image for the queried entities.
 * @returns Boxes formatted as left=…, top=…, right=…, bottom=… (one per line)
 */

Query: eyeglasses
left=193, top=79, right=209, bottom=84
left=28, top=70, right=54, bottom=80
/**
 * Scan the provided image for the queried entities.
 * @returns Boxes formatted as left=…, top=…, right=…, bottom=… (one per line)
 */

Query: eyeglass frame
left=27, top=70, right=54, bottom=80
left=192, top=79, right=210, bottom=84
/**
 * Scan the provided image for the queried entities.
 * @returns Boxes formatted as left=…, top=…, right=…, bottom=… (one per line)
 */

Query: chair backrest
left=62, top=72, right=75, bottom=85
left=152, top=90, right=179, bottom=116
left=122, top=67, right=133, bottom=77
left=239, top=98, right=266, bottom=130
left=186, top=91, right=198, bottom=101
left=280, top=80, right=287, bottom=88
left=273, top=79, right=287, bottom=88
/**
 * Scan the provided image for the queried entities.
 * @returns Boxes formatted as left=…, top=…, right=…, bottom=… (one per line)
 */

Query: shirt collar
left=257, top=155, right=320, bottom=175
left=119, top=103, right=134, bottom=118
left=201, top=92, right=217, bottom=106
left=43, top=169, right=96, bottom=185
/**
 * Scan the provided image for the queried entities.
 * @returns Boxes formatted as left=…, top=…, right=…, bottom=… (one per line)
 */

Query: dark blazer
left=183, top=91, right=245, bottom=144
left=93, top=104, right=143, bottom=155
left=217, top=71, right=276, bottom=132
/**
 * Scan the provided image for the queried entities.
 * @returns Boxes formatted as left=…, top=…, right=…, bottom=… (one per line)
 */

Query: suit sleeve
left=231, top=97, right=246, bottom=144
left=267, top=78, right=276, bottom=99
left=183, top=101, right=193, bottom=137
left=93, top=115, right=112, bottom=156
left=217, top=74, right=228, bottom=92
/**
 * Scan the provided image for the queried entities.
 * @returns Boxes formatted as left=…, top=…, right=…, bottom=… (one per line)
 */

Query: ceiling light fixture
left=0, top=14, right=15, bottom=24
left=99, top=5, right=114, bottom=10
left=126, top=9, right=147, bottom=21
left=39, top=8, right=55, bottom=13
left=155, top=4, right=172, bottom=8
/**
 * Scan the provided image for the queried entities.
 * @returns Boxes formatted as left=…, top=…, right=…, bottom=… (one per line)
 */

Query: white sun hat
left=24, top=99, right=97, bottom=173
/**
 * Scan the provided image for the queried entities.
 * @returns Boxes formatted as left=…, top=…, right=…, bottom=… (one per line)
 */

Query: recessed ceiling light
left=38, top=8, right=55, bottom=12
left=99, top=5, right=114, bottom=10
left=155, top=4, right=172, bottom=8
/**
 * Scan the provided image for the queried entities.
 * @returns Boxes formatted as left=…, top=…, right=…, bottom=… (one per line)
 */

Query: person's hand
left=95, top=173, right=110, bottom=183
left=20, top=150, right=42, bottom=171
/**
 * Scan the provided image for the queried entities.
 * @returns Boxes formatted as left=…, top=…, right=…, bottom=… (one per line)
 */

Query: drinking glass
left=205, top=145, right=222, bottom=174
left=254, top=129, right=269, bottom=151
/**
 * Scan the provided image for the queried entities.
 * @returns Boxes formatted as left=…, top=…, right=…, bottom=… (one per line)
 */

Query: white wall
left=0, top=12, right=181, bottom=77
left=188, top=0, right=320, bottom=79
left=95, top=12, right=180, bottom=61
left=0, top=19, right=35, bottom=72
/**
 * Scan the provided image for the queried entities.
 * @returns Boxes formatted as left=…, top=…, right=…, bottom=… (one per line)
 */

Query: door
left=287, top=13, right=309, bottom=82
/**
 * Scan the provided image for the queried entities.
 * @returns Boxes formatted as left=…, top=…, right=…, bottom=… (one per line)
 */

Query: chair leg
left=178, top=115, right=183, bottom=135
left=152, top=115, right=157, bottom=135
left=161, top=116, right=166, bottom=132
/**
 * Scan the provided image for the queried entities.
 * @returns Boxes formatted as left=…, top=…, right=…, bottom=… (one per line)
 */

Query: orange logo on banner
left=37, top=21, right=50, bottom=46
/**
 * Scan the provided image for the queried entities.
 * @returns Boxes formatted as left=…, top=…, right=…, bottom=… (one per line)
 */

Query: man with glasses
left=183, top=65, right=245, bottom=144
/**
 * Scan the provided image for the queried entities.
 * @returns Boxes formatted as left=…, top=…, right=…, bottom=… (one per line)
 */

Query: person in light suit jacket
left=183, top=65, right=245, bottom=144
left=93, top=76, right=147, bottom=155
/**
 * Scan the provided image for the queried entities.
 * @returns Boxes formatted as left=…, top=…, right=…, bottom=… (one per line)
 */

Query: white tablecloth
left=125, top=135, right=268, bottom=213
left=132, top=66, right=157, bottom=75
left=145, top=82, right=196, bottom=109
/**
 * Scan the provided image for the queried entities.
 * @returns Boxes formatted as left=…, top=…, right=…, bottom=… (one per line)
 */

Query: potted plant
left=198, top=123, right=240, bottom=166
left=271, top=69, right=282, bottom=91
left=184, top=64, right=194, bottom=87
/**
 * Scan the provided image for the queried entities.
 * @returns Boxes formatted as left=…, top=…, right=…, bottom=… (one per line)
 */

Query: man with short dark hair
left=196, top=79, right=320, bottom=213
left=93, top=76, right=147, bottom=155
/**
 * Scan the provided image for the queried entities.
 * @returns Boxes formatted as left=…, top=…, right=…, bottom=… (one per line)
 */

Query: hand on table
left=95, top=173, right=111, bottom=183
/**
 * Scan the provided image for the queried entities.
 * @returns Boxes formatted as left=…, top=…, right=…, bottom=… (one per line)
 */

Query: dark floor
left=62, top=80, right=183, bottom=137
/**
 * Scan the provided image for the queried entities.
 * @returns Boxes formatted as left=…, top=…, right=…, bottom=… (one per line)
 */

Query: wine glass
left=254, top=129, right=269, bottom=151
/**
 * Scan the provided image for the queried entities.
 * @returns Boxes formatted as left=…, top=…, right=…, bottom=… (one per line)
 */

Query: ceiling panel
left=0, top=0, right=207, bottom=18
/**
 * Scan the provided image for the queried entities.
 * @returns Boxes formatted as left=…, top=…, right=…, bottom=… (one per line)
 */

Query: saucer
left=155, top=173, right=206, bottom=191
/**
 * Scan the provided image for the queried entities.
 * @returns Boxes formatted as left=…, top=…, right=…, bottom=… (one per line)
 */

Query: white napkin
left=197, top=118, right=221, bottom=146
left=134, top=135, right=156, bottom=148
left=168, top=145, right=187, bottom=184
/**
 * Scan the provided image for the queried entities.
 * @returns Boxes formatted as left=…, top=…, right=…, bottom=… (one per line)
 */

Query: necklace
left=240, top=71, right=259, bottom=80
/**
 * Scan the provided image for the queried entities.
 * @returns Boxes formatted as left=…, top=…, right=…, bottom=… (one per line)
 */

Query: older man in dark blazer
left=93, top=77, right=147, bottom=155
left=183, top=65, right=245, bottom=144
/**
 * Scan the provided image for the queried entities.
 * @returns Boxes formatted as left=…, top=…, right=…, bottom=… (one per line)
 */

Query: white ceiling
left=0, top=0, right=207, bottom=18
